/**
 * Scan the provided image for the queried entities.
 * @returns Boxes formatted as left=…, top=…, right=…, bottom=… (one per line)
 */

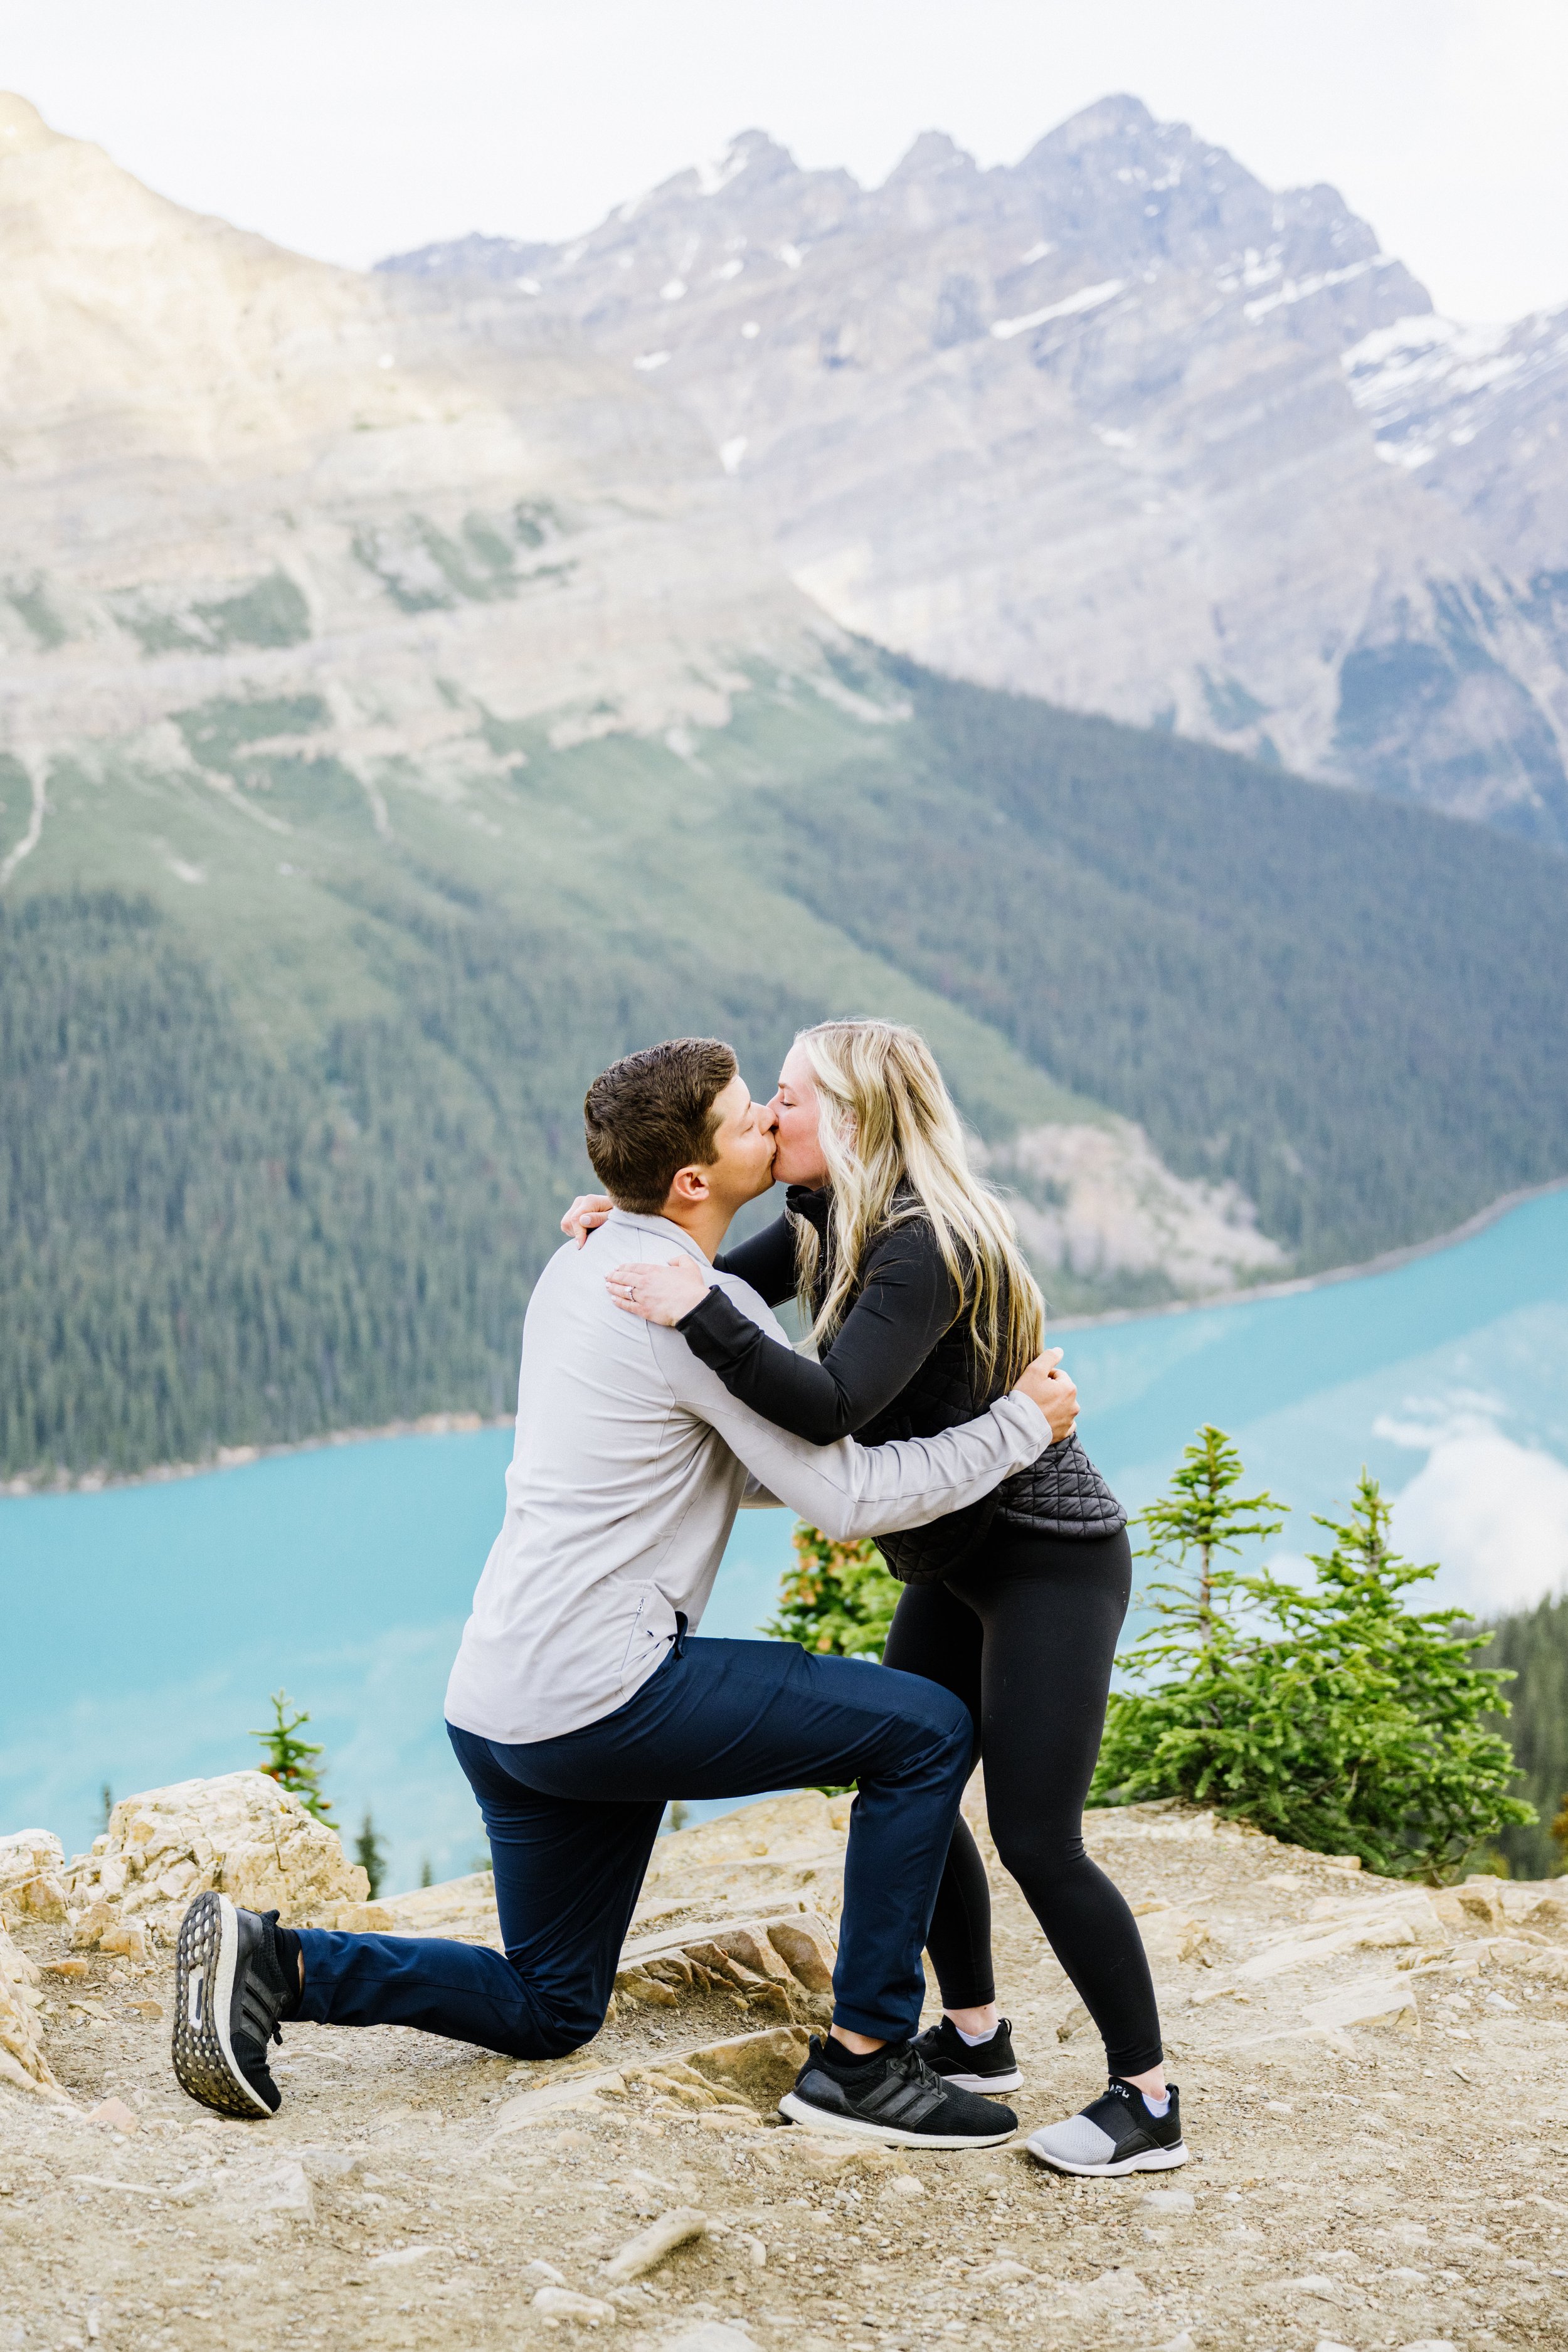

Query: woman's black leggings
left=880, top=1523, right=1163, bottom=2079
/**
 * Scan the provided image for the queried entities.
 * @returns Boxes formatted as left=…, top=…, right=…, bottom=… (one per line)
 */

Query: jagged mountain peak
left=1028, top=90, right=1160, bottom=157
left=884, top=129, right=978, bottom=184
left=377, top=90, right=1565, bottom=842
left=701, top=127, right=800, bottom=189
left=618, top=126, right=854, bottom=231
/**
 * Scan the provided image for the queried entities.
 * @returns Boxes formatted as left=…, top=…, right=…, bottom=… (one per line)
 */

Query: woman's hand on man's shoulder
left=561, top=1193, right=615, bottom=1248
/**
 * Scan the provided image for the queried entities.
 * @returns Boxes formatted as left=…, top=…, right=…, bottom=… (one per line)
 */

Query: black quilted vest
left=789, top=1188, right=1126, bottom=1586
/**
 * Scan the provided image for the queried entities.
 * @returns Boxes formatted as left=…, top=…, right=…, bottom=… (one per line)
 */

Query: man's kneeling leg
left=171, top=1739, right=662, bottom=2117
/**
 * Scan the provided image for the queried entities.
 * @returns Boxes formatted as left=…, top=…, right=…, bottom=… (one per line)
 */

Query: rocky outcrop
left=0, top=1828, right=68, bottom=1929
left=5, top=1767, right=1568, bottom=2348
left=985, top=1119, right=1286, bottom=1298
left=0, top=1919, right=60, bottom=2097
left=61, top=1771, right=370, bottom=1952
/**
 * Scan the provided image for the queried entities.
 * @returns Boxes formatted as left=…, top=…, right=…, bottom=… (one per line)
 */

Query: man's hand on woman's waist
left=1014, top=1348, right=1078, bottom=1445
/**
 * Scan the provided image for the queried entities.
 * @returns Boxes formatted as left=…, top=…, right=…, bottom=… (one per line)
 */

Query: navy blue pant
left=295, top=1634, right=974, bottom=2055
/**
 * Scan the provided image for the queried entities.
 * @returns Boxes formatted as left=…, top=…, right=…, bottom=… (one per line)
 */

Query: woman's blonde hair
left=792, top=1017, right=1044, bottom=1389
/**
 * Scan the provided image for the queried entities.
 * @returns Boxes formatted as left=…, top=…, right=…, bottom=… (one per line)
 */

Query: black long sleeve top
left=702, top=1185, right=1127, bottom=1554
left=704, top=1192, right=959, bottom=1444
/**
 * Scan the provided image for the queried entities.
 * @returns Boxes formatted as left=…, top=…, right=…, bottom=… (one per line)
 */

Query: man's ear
left=665, top=1162, right=712, bottom=1210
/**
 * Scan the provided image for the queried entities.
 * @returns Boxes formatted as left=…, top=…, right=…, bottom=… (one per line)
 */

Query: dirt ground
left=4, top=1791, right=1568, bottom=2352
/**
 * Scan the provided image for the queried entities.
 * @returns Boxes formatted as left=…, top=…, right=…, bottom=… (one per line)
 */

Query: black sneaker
left=1027, top=2078, right=1187, bottom=2176
left=779, top=2035, right=1017, bottom=2149
left=911, top=2014, right=1024, bottom=2094
left=172, top=1892, right=292, bottom=2119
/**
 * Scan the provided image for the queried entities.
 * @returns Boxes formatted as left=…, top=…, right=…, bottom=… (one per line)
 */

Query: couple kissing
left=171, top=1018, right=1183, bottom=2181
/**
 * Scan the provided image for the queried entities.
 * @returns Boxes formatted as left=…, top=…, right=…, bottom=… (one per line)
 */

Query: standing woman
left=564, top=1019, right=1185, bottom=2178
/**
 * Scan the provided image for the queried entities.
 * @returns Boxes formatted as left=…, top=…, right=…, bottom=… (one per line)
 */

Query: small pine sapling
left=1291, top=1475, right=1534, bottom=1881
left=252, top=1689, right=334, bottom=1823
left=1129, top=1421, right=1287, bottom=1648
left=353, top=1811, right=387, bottom=1899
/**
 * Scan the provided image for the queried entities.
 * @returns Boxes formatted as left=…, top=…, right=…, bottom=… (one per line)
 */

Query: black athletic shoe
left=172, top=1892, right=292, bottom=2119
left=779, top=2034, right=1017, bottom=2149
left=1027, top=2077, right=1187, bottom=2176
left=911, top=2014, right=1024, bottom=2094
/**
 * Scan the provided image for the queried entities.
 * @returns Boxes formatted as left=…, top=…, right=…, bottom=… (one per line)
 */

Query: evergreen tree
left=252, top=1690, right=334, bottom=1823
left=1095, top=1446, right=1534, bottom=1882
left=766, top=1524, right=901, bottom=1659
left=1133, top=1424, right=1286, bottom=1642
left=1476, top=1592, right=1568, bottom=1875
left=353, top=1811, right=387, bottom=1898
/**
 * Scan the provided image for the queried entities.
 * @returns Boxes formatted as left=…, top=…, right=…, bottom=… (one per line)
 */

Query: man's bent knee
left=501, top=1955, right=607, bottom=2062
left=879, top=1674, right=974, bottom=1781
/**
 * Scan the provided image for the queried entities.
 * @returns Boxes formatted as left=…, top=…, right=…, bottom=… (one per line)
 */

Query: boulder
left=0, top=1828, right=69, bottom=1927
left=684, top=2024, right=810, bottom=2106
left=614, top=1909, right=837, bottom=2023
left=61, top=1771, right=369, bottom=1947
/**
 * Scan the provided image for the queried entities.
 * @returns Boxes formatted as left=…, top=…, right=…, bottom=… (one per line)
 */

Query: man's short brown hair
left=583, top=1037, right=739, bottom=1216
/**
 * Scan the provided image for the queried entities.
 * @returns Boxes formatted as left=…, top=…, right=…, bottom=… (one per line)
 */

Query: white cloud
left=1375, top=1396, right=1568, bottom=1616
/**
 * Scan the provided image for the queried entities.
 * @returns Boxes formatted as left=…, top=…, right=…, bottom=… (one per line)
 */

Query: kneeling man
left=172, top=1039, right=1073, bottom=2148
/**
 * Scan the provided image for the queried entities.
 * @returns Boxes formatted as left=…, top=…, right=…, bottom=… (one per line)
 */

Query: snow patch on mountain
left=991, top=278, right=1126, bottom=339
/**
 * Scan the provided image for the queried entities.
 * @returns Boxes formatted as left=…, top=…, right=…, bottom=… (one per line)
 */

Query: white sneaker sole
left=171, top=1892, right=273, bottom=2119
left=778, top=2089, right=1017, bottom=2150
left=940, top=2065, right=1024, bottom=2094
left=1026, top=2132, right=1189, bottom=2177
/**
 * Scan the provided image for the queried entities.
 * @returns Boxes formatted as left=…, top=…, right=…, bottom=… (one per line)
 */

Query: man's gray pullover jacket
left=443, top=1209, right=1049, bottom=1745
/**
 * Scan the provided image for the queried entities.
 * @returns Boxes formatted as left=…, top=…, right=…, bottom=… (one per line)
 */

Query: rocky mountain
left=386, top=95, right=1568, bottom=845
left=0, top=89, right=815, bottom=824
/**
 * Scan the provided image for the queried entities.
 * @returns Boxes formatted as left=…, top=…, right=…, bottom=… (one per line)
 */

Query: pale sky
left=3, top=0, right=1566, bottom=322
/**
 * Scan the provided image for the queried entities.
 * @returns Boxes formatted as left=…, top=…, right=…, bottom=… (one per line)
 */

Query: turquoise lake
left=4, top=1187, right=1566, bottom=1888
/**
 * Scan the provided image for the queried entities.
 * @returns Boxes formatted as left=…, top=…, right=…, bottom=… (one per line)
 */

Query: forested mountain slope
left=388, top=95, right=1568, bottom=844
left=8, top=650, right=1568, bottom=1481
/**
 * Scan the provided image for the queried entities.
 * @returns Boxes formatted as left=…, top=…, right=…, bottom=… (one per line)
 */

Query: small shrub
left=1093, top=1429, right=1535, bottom=1882
left=766, top=1523, right=901, bottom=1659
left=766, top=1523, right=903, bottom=1798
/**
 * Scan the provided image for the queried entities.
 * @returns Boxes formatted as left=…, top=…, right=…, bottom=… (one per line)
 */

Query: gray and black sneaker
left=911, top=2014, right=1023, bottom=2094
left=172, top=1892, right=292, bottom=2119
left=780, top=2034, right=1017, bottom=2149
left=1027, top=2077, right=1187, bottom=2176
